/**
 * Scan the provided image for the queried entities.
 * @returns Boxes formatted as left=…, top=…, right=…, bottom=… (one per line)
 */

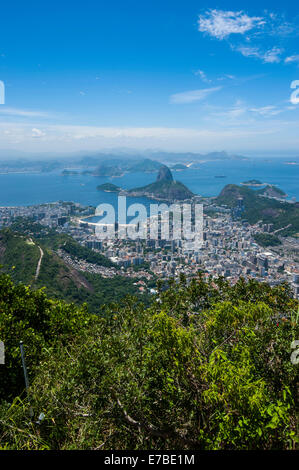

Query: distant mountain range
left=79, top=150, right=248, bottom=167
left=60, top=152, right=248, bottom=177
left=0, top=149, right=248, bottom=167
left=147, top=150, right=248, bottom=162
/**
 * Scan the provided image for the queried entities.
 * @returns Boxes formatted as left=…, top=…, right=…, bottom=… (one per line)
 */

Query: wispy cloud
left=170, top=87, right=222, bottom=104
left=262, top=47, right=284, bottom=63
left=0, top=122, right=277, bottom=143
left=198, top=10, right=265, bottom=40
left=285, top=55, right=299, bottom=64
left=0, top=107, right=49, bottom=118
left=197, top=9, right=297, bottom=65
left=205, top=100, right=295, bottom=122
left=194, top=70, right=236, bottom=84
left=250, top=106, right=283, bottom=116
left=217, top=74, right=235, bottom=81
left=208, top=101, right=247, bottom=120
left=31, top=128, right=46, bottom=138
left=194, top=69, right=211, bottom=83
left=1, top=120, right=299, bottom=153
left=237, top=46, right=283, bottom=63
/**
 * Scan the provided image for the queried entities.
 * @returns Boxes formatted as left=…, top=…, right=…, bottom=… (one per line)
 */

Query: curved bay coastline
left=0, top=159, right=298, bottom=214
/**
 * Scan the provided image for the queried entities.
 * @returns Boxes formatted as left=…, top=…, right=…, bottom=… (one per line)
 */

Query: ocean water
left=0, top=158, right=298, bottom=209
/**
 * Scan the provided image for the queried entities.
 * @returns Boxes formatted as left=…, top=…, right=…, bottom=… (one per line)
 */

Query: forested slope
left=0, top=229, right=145, bottom=312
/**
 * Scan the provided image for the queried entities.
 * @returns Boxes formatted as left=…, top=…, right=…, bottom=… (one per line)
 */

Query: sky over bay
left=0, top=0, right=299, bottom=156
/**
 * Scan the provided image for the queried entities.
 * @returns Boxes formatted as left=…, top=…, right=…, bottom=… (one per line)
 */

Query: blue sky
left=0, top=0, right=299, bottom=155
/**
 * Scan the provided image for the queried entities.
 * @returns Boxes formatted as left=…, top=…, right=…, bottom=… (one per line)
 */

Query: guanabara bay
left=0, top=0, right=298, bottom=457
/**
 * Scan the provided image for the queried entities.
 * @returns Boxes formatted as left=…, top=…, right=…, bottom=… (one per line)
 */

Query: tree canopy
left=0, top=272, right=298, bottom=450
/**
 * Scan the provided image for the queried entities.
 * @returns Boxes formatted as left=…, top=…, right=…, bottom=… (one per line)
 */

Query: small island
left=62, top=169, right=79, bottom=176
left=171, top=163, right=188, bottom=171
left=241, top=179, right=264, bottom=187
left=97, top=183, right=121, bottom=193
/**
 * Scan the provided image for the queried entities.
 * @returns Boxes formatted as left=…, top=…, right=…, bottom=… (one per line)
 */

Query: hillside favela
left=0, top=1, right=298, bottom=459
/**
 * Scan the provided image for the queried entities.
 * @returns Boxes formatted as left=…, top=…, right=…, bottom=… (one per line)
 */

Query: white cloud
left=285, top=55, right=299, bottom=64
left=31, top=128, right=46, bottom=138
left=265, top=13, right=295, bottom=38
left=263, top=47, right=284, bottom=63
left=198, top=10, right=265, bottom=40
left=194, top=69, right=211, bottom=83
left=198, top=10, right=294, bottom=65
left=236, top=46, right=259, bottom=58
left=205, top=100, right=294, bottom=122
left=250, top=106, right=283, bottom=116
left=0, top=107, right=49, bottom=118
left=0, top=122, right=276, bottom=143
left=1, top=121, right=299, bottom=153
left=236, top=46, right=283, bottom=63
left=170, top=87, right=222, bottom=104
left=217, top=74, right=235, bottom=81
left=194, top=70, right=236, bottom=83
left=211, top=104, right=247, bottom=120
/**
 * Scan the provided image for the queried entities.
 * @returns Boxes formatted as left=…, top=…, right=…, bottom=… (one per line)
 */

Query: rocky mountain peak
left=156, top=165, right=173, bottom=182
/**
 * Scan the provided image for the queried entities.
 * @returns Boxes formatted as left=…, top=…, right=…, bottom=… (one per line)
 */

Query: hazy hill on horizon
left=0, top=149, right=248, bottom=165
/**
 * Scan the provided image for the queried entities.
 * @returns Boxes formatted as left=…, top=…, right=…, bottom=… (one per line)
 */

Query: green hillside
left=0, top=229, right=146, bottom=312
left=0, top=230, right=40, bottom=284
left=217, top=184, right=299, bottom=236
left=61, top=239, right=116, bottom=268
left=254, top=233, right=282, bottom=247
left=258, top=185, right=287, bottom=198
left=128, top=158, right=162, bottom=172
